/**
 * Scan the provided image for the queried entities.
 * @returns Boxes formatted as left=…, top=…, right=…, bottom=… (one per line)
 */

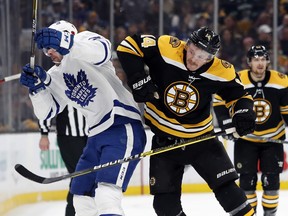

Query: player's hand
left=22, top=64, right=50, bottom=84
left=39, top=135, right=50, bottom=151
left=20, top=64, right=46, bottom=94
left=35, top=27, right=74, bottom=56
left=129, top=75, right=159, bottom=102
left=232, top=109, right=256, bottom=137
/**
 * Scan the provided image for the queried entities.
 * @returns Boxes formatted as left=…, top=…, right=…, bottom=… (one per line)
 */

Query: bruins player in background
left=214, top=45, right=288, bottom=216
left=117, top=27, right=256, bottom=215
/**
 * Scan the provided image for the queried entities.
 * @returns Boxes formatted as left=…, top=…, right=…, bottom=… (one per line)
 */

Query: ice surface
left=4, top=191, right=288, bottom=215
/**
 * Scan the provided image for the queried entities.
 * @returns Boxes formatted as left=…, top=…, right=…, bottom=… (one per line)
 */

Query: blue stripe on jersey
left=94, top=40, right=109, bottom=65
left=46, top=96, right=61, bottom=120
left=88, top=100, right=140, bottom=131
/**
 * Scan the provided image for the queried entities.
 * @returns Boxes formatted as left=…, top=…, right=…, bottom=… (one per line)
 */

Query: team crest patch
left=164, top=81, right=199, bottom=116
left=278, top=72, right=285, bottom=79
left=221, top=60, right=232, bottom=68
left=64, top=70, right=97, bottom=107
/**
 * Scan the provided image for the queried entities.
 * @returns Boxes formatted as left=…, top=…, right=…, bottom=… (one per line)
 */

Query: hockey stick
left=30, top=0, right=38, bottom=69
left=0, top=73, right=21, bottom=84
left=15, top=128, right=232, bottom=184
left=244, top=135, right=288, bottom=144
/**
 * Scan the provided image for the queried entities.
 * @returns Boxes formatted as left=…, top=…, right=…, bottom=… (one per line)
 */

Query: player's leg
left=234, top=139, right=259, bottom=213
left=260, top=143, right=284, bottom=216
left=58, top=135, right=87, bottom=216
left=94, top=120, right=146, bottom=215
left=150, top=135, right=186, bottom=216
left=73, top=195, right=98, bottom=216
left=192, top=138, right=255, bottom=215
left=70, top=136, right=100, bottom=216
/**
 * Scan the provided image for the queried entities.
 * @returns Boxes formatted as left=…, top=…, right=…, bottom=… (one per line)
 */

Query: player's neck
left=250, top=72, right=265, bottom=82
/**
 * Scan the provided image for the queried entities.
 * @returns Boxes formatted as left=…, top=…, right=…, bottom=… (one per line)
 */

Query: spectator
left=278, top=14, right=288, bottom=40
left=78, top=11, right=107, bottom=33
left=255, top=24, right=272, bottom=50
left=218, top=28, right=242, bottom=70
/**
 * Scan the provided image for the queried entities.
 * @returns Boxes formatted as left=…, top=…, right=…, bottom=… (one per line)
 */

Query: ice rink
left=4, top=190, right=288, bottom=216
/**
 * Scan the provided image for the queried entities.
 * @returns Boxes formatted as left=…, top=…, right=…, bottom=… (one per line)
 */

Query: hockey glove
left=35, top=28, right=74, bottom=56
left=232, top=109, right=256, bottom=137
left=20, top=72, right=45, bottom=94
left=20, top=64, right=50, bottom=94
left=22, top=63, right=51, bottom=84
left=129, top=75, right=159, bottom=102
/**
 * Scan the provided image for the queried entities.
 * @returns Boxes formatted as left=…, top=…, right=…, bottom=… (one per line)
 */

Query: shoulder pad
left=201, top=58, right=236, bottom=81
left=158, top=35, right=186, bottom=70
left=269, top=70, right=288, bottom=88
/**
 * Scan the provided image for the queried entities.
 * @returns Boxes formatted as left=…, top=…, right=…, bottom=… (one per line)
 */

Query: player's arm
left=279, top=77, right=288, bottom=125
left=217, top=75, right=256, bottom=137
left=213, top=94, right=232, bottom=130
left=72, top=34, right=112, bottom=66
left=116, top=34, right=158, bottom=102
left=38, top=119, right=51, bottom=151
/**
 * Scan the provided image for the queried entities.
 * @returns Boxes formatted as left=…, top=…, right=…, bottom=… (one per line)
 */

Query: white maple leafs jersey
left=30, top=31, right=142, bottom=136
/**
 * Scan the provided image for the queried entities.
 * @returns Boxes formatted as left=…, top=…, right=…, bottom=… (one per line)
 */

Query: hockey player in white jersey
left=19, top=20, right=146, bottom=216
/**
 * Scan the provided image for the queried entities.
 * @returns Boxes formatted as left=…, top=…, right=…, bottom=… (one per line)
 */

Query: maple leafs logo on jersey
left=64, top=70, right=97, bottom=107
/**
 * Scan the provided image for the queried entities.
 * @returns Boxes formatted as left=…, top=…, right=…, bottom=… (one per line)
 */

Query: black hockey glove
left=129, top=75, right=159, bottom=103
left=232, top=109, right=256, bottom=137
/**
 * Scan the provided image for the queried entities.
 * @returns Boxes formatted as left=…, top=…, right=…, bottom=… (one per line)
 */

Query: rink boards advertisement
left=1, top=129, right=288, bottom=214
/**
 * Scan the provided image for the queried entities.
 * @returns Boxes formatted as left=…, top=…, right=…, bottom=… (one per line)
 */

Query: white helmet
left=49, top=20, right=78, bottom=35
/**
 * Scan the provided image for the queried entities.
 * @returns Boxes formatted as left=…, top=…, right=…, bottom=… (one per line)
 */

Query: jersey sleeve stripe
left=118, top=38, right=144, bottom=57
left=94, top=40, right=110, bottom=65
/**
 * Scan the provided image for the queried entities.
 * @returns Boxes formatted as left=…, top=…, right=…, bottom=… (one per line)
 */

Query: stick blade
left=15, top=164, right=47, bottom=184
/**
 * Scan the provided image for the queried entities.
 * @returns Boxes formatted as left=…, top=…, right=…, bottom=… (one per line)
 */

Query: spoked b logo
left=164, top=81, right=199, bottom=116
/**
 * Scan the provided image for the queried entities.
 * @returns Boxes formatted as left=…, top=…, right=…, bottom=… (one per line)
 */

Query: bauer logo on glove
left=35, top=28, right=74, bottom=56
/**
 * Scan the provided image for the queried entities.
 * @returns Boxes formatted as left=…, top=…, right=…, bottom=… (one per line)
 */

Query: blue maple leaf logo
left=63, top=70, right=97, bottom=107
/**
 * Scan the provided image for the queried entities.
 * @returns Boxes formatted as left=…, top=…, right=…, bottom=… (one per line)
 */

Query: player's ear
left=246, top=59, right=251, bottom=67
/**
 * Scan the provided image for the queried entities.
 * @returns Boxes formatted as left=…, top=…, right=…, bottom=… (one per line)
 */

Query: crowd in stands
left=34, top=0, right=288, bottom=72
left=2, top=0, right=288, bottom=132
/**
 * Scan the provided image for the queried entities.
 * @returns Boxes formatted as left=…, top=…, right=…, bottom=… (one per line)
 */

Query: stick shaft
left=0, top=73, right=21, bottom=84
left=15, top=130, right=226, bottom=184
left=245, top=135, right=288, bottom=144
left=30, top=0, right=38, bottom=69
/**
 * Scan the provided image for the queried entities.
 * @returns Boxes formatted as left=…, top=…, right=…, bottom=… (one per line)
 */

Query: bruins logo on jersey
left=221, top=60, right=232, bottom=69
left=169, top=36, right=181, bottom=48
left=254, top=98, right=272, bottom=124
left=164, top=81, right=199, bottom=116
left=278, top=72, right=286, bottom=79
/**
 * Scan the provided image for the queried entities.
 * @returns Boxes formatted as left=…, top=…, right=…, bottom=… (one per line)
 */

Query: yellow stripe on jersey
left=239, top=70, right=288, bottom=89
left=280, top=105, right=288, bottom=114
left=213, top=94, right=226, bottom=107
left=201, top=58, right=236, bottom=82
left=244, top=209, right=255, bottom=216
left=243, top=121, right=286, bottom=143
left=157, top=35, right=187, bottom=70
left=144, top=102, right=214, bottom=138
left=117, top=36, right=144, bottom=57
left=237, top=70, right=255, bottom=90
left=266, top=70, right=288, bottom=89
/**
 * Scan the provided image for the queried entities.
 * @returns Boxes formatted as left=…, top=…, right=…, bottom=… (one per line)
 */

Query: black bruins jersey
left=237, top=70, right=288, bottom=142
left=117, top=34, right=253, bottom=138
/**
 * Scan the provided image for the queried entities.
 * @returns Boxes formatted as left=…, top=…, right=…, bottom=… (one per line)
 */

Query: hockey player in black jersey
left=214, top=45, right=288, bottom=215
left=117, top=27, right=256, bottom=215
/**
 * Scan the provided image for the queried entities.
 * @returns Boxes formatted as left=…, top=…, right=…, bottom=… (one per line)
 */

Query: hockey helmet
left=187, top=27, right=220, bottom=56
left=247, top=45, right=270, bottom=62
left=49, top=20, right=78, bottom=35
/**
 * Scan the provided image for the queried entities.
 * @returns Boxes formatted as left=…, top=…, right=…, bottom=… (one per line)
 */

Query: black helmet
left=247, top=45, right=270, bottom=62
left=187, top=27, right=221, bottom=55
